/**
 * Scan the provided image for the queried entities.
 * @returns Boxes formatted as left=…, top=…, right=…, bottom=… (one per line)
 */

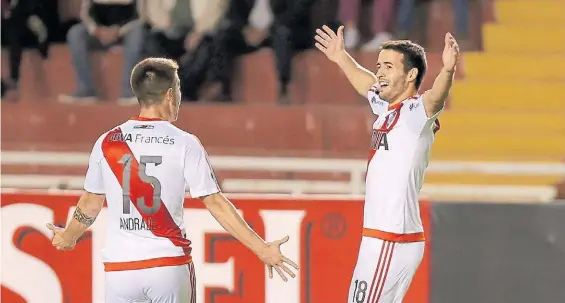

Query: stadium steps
left=438, top=112, right=565, bottom=134
left=450, top=82, right=565, bottom=112
left=433, top=133, right=565, bottom=159
left=463, top=53, right=565, bottom=81
left=483, top=25, right=565, bottom=53
left=424, top=174, right=563, bottom=186
left=494, top=0, right=565, bottom=25
left=431, top=0, right=565, bottom=191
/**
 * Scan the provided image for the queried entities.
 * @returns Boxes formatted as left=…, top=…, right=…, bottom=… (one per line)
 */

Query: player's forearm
left=202, top=193, right=267, bottom=255
left=62, top=192, right=104, bottom=241
left=424, top=68, right=455, bottom=115
left=335, top=51, right=378, bottom=96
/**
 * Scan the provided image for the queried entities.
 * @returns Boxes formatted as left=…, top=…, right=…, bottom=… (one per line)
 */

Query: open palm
left=315, top=25, right=345, bottom=63
left=442, top=32, right=460, bottom=71
left=257, top=236, right=299, bottom=282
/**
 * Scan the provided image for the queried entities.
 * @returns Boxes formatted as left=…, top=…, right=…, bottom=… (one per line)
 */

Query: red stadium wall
left=0, top=192, right=430, bottom=303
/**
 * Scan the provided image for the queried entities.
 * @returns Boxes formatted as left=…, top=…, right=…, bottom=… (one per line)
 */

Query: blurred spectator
left=141, top=0, right=228, bottom=102
left=142, top=0, right=193, bottom=59
left=179, top=0, right=229, bottom=101
left=1, top=79, right=7, bottom=99
left=59, top=0, right=145, bottom=105
left=268, top=0, right=317, bottom=102
left=395, top=0, right=417, bottom=40
left=451, top=0, right=470, bottom=47
left=200, top=0, right=257, bottom=102
left=206, top=0, right=317, bottom=102
left=339, top=0, right=394, bottom=50
left=1, top=0, right=54, bottom=98
left=396, top=0, right=469, bottom=48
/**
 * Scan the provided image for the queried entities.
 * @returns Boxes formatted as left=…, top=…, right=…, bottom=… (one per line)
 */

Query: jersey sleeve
left=183, top=135, right=221, bottom=198
left=405, top=95, right=443, bottom=134
left=84, top=134, right=106, bottom=194
left=366, top=83, right=388, bottom=115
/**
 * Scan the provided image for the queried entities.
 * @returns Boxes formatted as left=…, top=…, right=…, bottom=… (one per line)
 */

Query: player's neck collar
left=130, top=116, right=165, bottom=122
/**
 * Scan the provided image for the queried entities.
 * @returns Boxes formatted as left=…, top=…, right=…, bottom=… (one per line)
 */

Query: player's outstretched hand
left=442, top=32, right=460, bottom=72
left=315, top=25, right=345, bottom=63
left=46, top=223, right=76, bottom=251
left=257, top=236, right=299, bottom=282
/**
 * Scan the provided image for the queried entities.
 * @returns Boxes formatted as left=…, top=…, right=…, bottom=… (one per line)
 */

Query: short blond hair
left=130, top=58, right=179, bottom=105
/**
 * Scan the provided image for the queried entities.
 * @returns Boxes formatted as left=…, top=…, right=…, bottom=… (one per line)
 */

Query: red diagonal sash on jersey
left=367, top=104, right=403, bottom=165
left=102, top=128, right=191, bottom=255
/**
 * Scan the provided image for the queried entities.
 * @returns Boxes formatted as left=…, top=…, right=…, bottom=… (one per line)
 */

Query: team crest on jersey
left=385, top=111, right=398, bottom=129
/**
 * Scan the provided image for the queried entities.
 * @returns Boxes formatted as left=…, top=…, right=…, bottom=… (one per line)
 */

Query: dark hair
left=130, top=58, right=179, bottom=106
left=380, top=40, right=427, bottom=89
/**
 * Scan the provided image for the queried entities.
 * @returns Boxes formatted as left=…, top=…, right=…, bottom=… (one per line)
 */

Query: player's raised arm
left=315, top=25, right=377, bottom=96
left=184, top=136, right=299, bottom=281
left=423, top=32, right=460, bottom=117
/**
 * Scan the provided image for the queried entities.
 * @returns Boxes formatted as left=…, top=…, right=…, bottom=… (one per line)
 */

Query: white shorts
left=105, top=263, right=196, bottom=303
left=348, top=237, right=424, bottom=303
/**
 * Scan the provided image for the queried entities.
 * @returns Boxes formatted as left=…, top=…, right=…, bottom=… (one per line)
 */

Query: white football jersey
left=364, top=84, right=440, bottom=235
left=84, top=117, right=220, bottom=271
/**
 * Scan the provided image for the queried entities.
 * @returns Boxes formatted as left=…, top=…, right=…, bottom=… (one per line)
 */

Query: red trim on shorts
left=373, top=242, right=395, bottom=303
left=101, top=128, right=192, bottom=272
left=371, top=242, right=393, bottom=303
left=367, top=241, right=388, bottom=303
left=189, top=262, right=196, bottom=303
left=363, top=228, right=425, bottom=242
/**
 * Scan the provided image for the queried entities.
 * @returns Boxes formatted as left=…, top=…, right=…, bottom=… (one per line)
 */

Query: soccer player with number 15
left=46, top=58, right=299, bottom=303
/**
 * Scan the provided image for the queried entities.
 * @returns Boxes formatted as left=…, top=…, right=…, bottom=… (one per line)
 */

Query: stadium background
left=1, top=0, right=565, bottom=302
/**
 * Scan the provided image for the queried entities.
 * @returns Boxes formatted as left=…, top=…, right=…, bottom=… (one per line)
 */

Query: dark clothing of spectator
left=89, top=2, right=138, bottom=27
left=1, top=0, right=56, bottom=89
left=143, top=0, right=228, bottom=102
left=268, top=0, right=316, bottom=98
left=396, top=0, right=468, bottom=41
left=208, top=0, right=318, bottom=101
left=201, top=0, right=255, bottom=101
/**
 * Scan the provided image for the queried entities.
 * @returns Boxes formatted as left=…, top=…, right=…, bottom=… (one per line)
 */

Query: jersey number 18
left=352, top=279, right=368, bottom=303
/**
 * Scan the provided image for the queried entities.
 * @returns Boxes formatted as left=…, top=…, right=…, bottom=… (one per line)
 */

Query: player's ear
left=407, top=68, right=418, bottom=83
left=165, top=88, right=174, bottom=103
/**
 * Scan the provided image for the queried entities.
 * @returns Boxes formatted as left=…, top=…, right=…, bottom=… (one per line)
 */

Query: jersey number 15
left=118, top=154, right=163, bottom=215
